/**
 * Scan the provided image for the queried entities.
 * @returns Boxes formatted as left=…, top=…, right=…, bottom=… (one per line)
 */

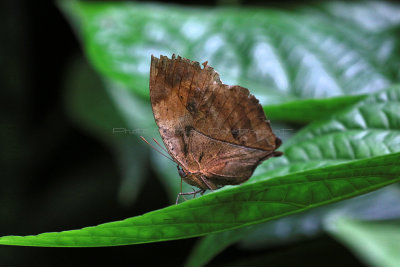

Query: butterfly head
left=177, top=165, right=188, bottom=178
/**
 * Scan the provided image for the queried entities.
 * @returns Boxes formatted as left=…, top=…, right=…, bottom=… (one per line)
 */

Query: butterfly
left=148, top=54, right=282, bottom=204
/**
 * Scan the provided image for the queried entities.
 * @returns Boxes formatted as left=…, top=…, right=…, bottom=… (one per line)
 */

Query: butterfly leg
left=192, top=187, right=198, bottom=198
left=199, top=175, right=217, bottom=191
left=193, top=188, right=207, bottom=197
left=176, top=189, right=203, bottom=205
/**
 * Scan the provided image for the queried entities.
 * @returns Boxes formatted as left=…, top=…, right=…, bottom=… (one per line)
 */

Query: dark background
left=1, top=0, right=385, bottom=265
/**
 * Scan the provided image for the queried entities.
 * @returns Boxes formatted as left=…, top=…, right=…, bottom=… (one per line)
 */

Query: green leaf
left=0, top=152, right=399, bottom=247
left=186, top=84, right=400, bottom=266
left=237, top=184, right=400, bottom=250
left=326, top=218, right=400, bottom=267
left=184, top=187, right=400, bottom=267
left=264, top=94, right=367, bottom=123
left=59, top=0, right=400, bottom=121
left=319, top=1, right=400, bottom=32
left=255, top=84, right=400, bottom=179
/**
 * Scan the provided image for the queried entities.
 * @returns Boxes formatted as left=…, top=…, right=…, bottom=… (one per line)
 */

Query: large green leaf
left=326, top=218, right=400, bottom=267
left=264, top=94, right=366, bottom=123
left=60, top=0, right=400, bottom=122
left=0, top=152, right=399, bottom=247
left=186, top=85, right=400, bottom=266
left=255, top=84, right=400, bottom=179
left=238, top=184, right=400, bottom=250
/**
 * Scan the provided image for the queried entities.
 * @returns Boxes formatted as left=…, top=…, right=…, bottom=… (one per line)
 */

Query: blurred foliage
left=64, top=57, right=149, bottom=205
left=327, top=218, right=400, bottom=267
left=1, top=0, right=400, bottom=266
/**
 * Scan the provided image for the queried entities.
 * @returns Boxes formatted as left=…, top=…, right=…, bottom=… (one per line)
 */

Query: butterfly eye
left=177, top=166, right=187, bottom=178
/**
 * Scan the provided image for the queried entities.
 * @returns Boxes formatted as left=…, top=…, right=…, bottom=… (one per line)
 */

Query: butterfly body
left=149, top=55, right=282, bottom=199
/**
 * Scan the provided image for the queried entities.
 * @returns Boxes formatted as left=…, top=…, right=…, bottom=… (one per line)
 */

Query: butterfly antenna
left=152, top=137, right=169, bottom=154
left=140, top=136, right=175, bottom=164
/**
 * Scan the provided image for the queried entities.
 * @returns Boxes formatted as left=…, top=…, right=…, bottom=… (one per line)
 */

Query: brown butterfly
left=148, top=54, right=282, bottom=204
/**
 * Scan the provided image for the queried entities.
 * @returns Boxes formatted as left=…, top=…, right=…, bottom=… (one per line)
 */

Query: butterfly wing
left=187, top=128, right=279, bottom=186
left=150, top=55, right=200, bottom=171
left=150, top=55, right=281, bottom=185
